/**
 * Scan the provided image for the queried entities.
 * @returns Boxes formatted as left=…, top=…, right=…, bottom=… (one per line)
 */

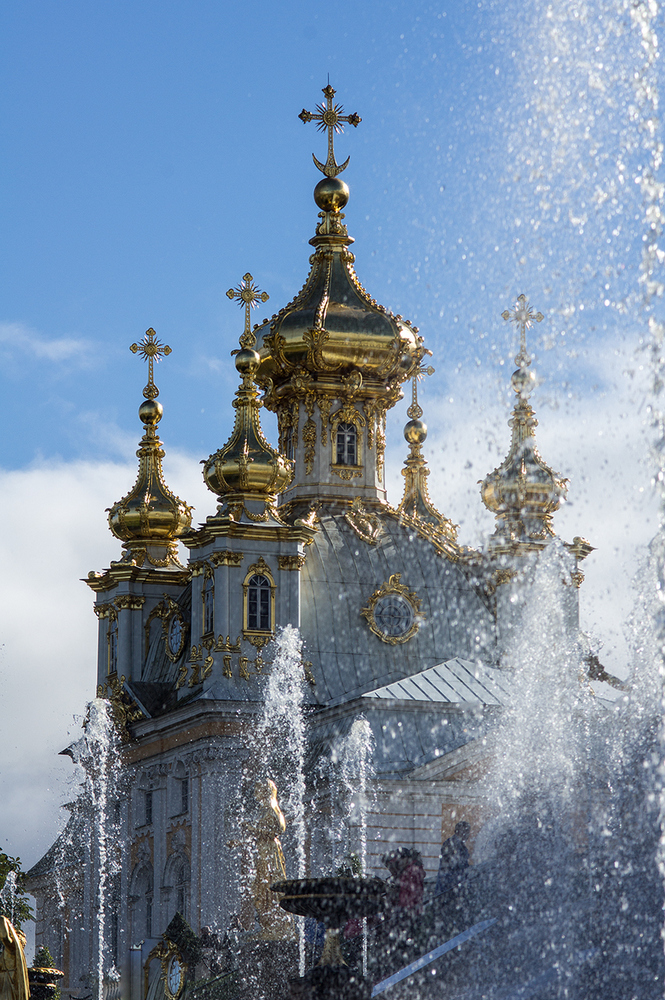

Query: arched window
left=108, top=617, right=118, bottom=675
left=243, top=559, right=275, bottom=635
left=174, top=857, right=190, bottom=920
left=203, top=571, right=214, bottom=636
left=336, top=422, right=357, bottom=466
left=164, top=853, right=190, bottom=923
left=129, top=863, right=153, bottom=944
left=248, top=575, right=271, bottom=631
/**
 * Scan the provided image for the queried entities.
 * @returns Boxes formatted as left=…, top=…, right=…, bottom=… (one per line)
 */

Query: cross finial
left=226, top=272, right=269, bottom=350
left=407, top=355, right=435, bottom=420
left=130, top=328, right=172, bottom=400
left=298, top=84, right=362, bottom=178
left=501, top=293, right=544, bottom=368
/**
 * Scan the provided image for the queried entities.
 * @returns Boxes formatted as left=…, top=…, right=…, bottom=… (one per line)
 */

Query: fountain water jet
left=256, top=625, right=308, bottom=973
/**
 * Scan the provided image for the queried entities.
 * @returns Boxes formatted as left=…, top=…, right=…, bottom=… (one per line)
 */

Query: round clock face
left=167, top=615, right=184, bottom=658
left=166, top=956, right=183, bottom=999
left=373, top=594, right=416, bottom=638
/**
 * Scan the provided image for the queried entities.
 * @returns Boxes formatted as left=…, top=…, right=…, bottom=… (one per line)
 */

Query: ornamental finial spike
left=130, top=328, right=172, bottom=400
left=298, top=84, right=362, bottom=178
left=406, top=356, right=435, bottom=421
left=501, top=293, right=544, bottom=371
left=226, top=272, right=269, bottom=351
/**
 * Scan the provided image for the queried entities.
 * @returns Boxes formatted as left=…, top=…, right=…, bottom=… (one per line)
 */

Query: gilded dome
left=255, top=193, right=423, bottom=390
left=108, top=333, right=193, bottom=568
left=203, top=348, right=293, bottom=503
left=481, top=297, right=567, bottom=554
left=203, top=277, right=293, bottom=511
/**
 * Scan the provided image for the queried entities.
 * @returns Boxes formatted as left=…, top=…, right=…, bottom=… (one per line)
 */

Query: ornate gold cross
left=130, top=328, right=172, bottom=400
left=298, top=84, right=362, bottom=178
left=407, top=355, right=435, bottom=420
left=501, top=294, right=544, bottom=368
left=226, top=273, right=269, bottom=350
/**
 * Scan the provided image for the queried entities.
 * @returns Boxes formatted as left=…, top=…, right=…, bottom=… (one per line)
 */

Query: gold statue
left=248, top=779, right=295, bottom=941
left=0, top=917, right=29, bottom=1000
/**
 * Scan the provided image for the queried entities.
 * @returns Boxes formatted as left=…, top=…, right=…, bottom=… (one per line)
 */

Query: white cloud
left=0, top=322, right=93, bottom=365
left=0, top=453, right=214, bottom=869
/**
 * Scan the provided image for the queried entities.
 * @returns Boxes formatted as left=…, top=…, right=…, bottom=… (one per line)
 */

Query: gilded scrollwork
left=97, top=673, right=144, bottom=741
left=210, top=550, right=244, bottom=567
left=114, top=594, right=146, bottom=611
left=302, top=424, right=317, bottom=474
left=330, top=401, right=366, bottom=437
left=317, top=394, right=332, bottom=444
left=344, top=498, right=384, bottom=545
left=277, top=554, right=307, bottom=571
left=331, top=465, right=362, bottom=481
left=302, top=661, right=316, bottom=686
left=215, top=634, right=242, bottom=653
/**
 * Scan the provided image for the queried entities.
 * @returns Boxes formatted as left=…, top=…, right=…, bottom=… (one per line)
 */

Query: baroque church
left=26, top=85, right=595, bottom=999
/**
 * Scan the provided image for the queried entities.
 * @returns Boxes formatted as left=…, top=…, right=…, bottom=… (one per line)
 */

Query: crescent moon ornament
left=312, top=153, right=350, bottom=178
left=299, top=84, right=361, bottom=179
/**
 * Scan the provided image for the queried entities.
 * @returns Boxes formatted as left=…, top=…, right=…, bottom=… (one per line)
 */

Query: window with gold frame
left=243, top=557, right=275, bottom=636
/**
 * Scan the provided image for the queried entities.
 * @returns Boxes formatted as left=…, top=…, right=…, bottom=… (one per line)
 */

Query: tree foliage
left=0, top=852, right=34, bottom=930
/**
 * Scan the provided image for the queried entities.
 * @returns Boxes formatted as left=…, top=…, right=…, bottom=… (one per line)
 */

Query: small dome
left=481, top=385, right=567, bottom=551
left=203, top=345, right=293, bottom=503
left=108, top=401, right=192, bottom=551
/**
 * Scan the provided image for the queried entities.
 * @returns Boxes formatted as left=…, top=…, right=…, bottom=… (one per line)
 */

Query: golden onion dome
left=480, top=296, right=567, bottom=554
left=203, top=275, right=293, bottom=508
left=255, top=175, right=423, bottom=390
left=108, top=330, right=193, bottom=567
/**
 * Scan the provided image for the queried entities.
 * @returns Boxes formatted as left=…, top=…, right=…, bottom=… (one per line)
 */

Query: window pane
left=260, top=588, right=270, bottom=630
left=336, top=422, right=357, bottom=465
left=248, top=575, right=271, bottom=631
left=204, top=583, right=214, bottom=634
left=108, top=623, right=117, bottom=674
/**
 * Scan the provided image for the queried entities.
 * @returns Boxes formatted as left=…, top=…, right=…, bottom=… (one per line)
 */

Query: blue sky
left=2, top=0, right=650, bottom=467
left=1, top=0, right=663, bottom=887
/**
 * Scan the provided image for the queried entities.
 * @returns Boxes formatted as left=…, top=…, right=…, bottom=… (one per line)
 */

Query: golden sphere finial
left=314, top=176, right=349, bottom=213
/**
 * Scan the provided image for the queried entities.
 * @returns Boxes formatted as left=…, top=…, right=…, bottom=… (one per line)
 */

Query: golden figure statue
left=0, top=917, right=29, bottom=1000
left=249, top=779, right=295, bottom=941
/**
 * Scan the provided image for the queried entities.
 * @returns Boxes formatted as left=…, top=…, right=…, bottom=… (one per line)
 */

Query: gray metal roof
left=362, top=657, right=509, bottom=706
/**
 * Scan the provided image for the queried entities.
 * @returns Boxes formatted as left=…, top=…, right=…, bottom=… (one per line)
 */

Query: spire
left=107, top=328, right=193, bottom=568
left=395, top=360, right=459, bottom=552
left=203, top=274, right=293, bottom=518
left=481, top=295, right=568, bottom=555
left=255, top=85, right=425, bottom=507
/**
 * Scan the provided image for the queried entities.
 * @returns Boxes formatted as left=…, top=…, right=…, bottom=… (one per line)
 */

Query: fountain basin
left=28, top=966, right=65, bottom=1000
left=272, top=877, right=386, bottom=927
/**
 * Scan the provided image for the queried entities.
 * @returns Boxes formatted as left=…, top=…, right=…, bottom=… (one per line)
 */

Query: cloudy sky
left=1, top=0, right=663, bottom=891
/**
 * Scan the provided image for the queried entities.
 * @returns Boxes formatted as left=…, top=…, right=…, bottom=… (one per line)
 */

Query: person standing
left=435, top=821, right=471, bottom=895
